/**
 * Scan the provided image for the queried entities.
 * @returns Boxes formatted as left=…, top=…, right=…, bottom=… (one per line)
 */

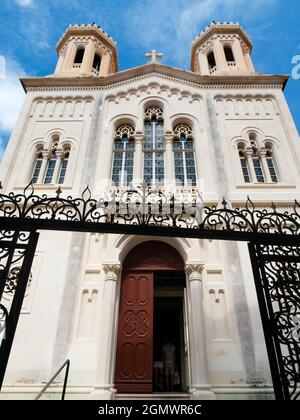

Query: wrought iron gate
left=0, top=183, right=299, bottom=399
left=249, top=243, right=300, bottom=400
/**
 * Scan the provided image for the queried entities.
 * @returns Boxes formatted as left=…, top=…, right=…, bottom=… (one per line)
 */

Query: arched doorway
left=115, top=241, right=188, bottom=394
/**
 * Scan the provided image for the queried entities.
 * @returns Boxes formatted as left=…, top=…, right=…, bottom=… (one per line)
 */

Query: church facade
left=0, top=22, right=299, bottom=400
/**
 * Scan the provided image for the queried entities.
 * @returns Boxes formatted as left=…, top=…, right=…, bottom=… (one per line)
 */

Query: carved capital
left=165, top=131, right=173, bottom=144
left=55, top=150, right=65, bottom=159
left=258, top=148, right=267, bottom=158
left=42, top=150, right=50, bottom=159
left=135, top=132, right=144, bottom=144
left=185, top=263, right=205, bottom=281
left=103, top=264, right=121, bottom=282
left=245, top=147, right=253, bottom=159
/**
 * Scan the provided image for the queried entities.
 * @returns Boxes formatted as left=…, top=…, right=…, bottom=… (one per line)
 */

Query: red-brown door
left=115, top=271, right=154, bottom=393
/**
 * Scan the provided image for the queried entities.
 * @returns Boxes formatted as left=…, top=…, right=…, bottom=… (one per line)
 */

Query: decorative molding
left=21, top=68, right=288, bottom=94
left=144, top=105, right=164, bottom=121
left=173, top=123, right=193, bottom=139
left=214, top=94, right=280, bottom=117
left=30, top=97, right=94, bottom=119
left=114, top=124, right=135, bottom=140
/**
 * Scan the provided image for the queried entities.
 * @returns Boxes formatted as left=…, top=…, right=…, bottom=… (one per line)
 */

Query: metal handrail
left=35, top=359, right=70, bottom=400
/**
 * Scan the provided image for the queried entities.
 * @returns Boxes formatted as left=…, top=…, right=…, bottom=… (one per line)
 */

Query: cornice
left=57, top=24, right=117, bottom=51
left=192, top=24, right=252, bottom=52
left=20, top=63, right=289, bottom=93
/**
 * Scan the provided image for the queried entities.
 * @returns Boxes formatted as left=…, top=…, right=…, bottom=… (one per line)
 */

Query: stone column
left=198, top=52, right=210, bottom=75
left=213, top=39, right=227, bottom=72
left=165, top=132, right=175, bottom=192
left=245, top=148, right=256, bottom=183
left=133, top=132, right=144, bottom=185
left=55, top=50, right=65, bottom=74
left=99, top=54, right=111, bottom=77
left=81, top=40, right=95, bottom=74
left=245, top=52, right=255, bottom=73
left=62, top=41, right=77, bottom=72
left=37, top=151, right=50, bottom=184
left=52, top=150, right=64, bottom=184
left=232, top=39, right=247, bottom=71
left=92, top=263, right=121, bottom=400
left=185, top=264, right=216, bottom=400
left=259, top=148, right=272, bottom=183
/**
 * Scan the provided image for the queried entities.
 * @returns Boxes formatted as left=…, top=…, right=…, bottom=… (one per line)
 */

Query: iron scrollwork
left=0, top=182, right=300, bottom=399
left=0, top=183, right=299, bottom=238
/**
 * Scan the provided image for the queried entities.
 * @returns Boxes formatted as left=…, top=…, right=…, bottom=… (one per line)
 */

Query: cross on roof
left=145, top=49, right=163, bottom=64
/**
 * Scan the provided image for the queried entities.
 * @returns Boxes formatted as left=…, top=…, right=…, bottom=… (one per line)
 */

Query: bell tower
left=54, top=23, right=118, bottom=77
left=191, top=22, right=255, bottom=76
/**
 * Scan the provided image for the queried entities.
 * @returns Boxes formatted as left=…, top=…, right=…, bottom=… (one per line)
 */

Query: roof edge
left=20, top=63, right=289, bottom=93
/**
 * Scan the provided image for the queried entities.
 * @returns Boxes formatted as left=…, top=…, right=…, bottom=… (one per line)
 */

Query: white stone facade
left=0, top=22, right=299, bottom=400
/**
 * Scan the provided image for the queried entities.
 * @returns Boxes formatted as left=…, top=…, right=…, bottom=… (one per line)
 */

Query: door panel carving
left=115, top=272, right=153, bottom=393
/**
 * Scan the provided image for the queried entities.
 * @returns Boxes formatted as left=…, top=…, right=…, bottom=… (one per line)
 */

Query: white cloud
left=16, top=0, right=33, bottom=6
left=0, top=59, right=26, bottom=145
left=125, top=0, right=278, bottom=69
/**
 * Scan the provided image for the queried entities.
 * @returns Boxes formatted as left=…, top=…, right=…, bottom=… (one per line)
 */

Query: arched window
left=58, top=147, right=70, bottom=185
left=143, top=106, right=165, bottom=186
left=31, top=148, right=43, bottom=184
left=224, top=46, right=235, bottom=64
left=173, top=124, right=196, bottom=186
left=266, top=143, right=279, bottom=183
left=207, top=51, right=217, bottom=74
left=74, top=47, right=85, bottom=66
left=238, top=143, right=251, bottom=183
left=92, top=53, right=101, bottom=74
left=31, top=135, right=71, bottom=185
left=112, top=125, right=135, bottom=187
left=237, top=133, right=280, bottom=184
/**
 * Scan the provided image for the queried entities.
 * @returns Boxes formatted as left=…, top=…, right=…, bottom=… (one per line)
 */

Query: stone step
left=115, top=393, right=191, bottom=401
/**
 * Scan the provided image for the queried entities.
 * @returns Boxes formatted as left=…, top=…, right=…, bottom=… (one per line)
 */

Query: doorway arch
left=123, top=241, right=185, bottom=271
left=115, top=241, right=187, bottom=394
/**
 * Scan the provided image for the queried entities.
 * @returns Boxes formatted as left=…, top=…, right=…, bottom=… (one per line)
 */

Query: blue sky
left=0, top=0, right=299, bottom=159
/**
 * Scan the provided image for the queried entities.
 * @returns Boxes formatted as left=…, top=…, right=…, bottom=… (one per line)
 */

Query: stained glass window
left=44, top=151, right=57, bottom=184
left=240, top=156, right=251, bottom=183
left=173, top=132, right=196, bottom=186
left=238, top=144, right=251, bottom=183
left=266, top=145, right=278, bottom=183
left=252, top=149, right=265, bottom=183
left=32, top=151, right=43, bottom=184
left=112, top=127, right=135, bottom=187
left=58, top=150, right=70, bottom=185
left=143, top=108, right=165, bottom=186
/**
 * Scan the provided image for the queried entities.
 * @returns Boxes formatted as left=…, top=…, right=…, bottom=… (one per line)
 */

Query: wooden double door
left=115, top=271, right=154, bottom=393
left=115, top=241, right=186, bottom=393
